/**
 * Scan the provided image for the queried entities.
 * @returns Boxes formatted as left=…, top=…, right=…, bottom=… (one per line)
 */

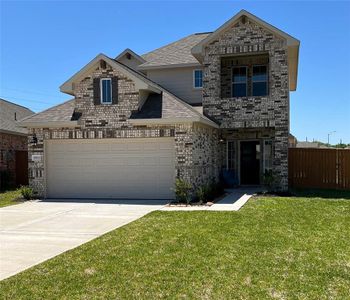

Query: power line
left=0, top=94, right=62, bottom=105
left=0, top=87, right=63, bottom=99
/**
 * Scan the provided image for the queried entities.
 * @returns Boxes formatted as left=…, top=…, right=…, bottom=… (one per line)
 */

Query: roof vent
left=126, top=53, right=132, bottom=60
left=100, top=60, right=107, bottom=69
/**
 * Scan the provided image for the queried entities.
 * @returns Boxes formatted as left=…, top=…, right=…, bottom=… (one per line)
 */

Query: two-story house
left=21, top=10, right=299, bottom=199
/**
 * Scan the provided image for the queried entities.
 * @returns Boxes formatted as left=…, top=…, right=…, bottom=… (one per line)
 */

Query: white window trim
left=193, top=69, right=203, bottom=89
left=100, top=78, right=112, bottom=104
left=252, top=64, right=268, bottom=97
left=231, top=66, right=248, bottom=98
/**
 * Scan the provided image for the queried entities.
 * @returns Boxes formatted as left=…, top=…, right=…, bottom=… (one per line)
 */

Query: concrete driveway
left=0, top=199, right=166, bottom=280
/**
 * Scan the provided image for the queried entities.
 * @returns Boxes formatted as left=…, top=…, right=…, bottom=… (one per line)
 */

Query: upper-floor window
left=252, top=65, right=268, bottom=96
left=193, top=70, right=203, bottom=88
left=231, top=65, right=268, bottom=98
left=232, top=66, right=247, bottom=97
left=100, top=78, right=112, bottom=104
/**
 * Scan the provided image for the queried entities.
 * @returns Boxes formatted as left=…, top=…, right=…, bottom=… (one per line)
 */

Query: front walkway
left=161, top=187, right=260, bottom=211
left=0, top=199, right=166, bottom=280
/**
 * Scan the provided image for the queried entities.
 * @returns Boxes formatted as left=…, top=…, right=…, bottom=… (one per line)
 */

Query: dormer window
left=100, top=78, right=112, bottom=104
left=193, top=70, right=203, bottom=88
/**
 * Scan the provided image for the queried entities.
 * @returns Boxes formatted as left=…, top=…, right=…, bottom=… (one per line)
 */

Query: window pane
left=106, top=81, right=111, bottom=101
left=102, top=80, right=106, bottom=102
left=232, top=67, right=247, bottom=83
left=101, top=79, right=112, bottom=103
left=253, top=66, right=267, bottom=82
left=232, top=83, right=247, bottom=97
left=253, top=82, right=267, bottom=96
left=194, top=70, right=203, bottom=87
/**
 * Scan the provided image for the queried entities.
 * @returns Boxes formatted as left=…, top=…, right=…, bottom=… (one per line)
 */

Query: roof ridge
left=20, top=98, right=74, bottom=123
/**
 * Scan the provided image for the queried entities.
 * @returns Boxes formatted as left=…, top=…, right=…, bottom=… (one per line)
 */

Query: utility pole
left=327, top=131, right=336, bottom=145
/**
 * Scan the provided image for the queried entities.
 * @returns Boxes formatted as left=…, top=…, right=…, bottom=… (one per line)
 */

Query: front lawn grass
left=1, top=195, right=350, bottom=299
left=0, top=189, right=23, bottom=208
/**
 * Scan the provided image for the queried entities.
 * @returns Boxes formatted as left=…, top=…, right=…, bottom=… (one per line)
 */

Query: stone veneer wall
left=202, top=16, right=290, bottom=190
left=27, top=60, right=221, bottom=197
left=75, top=63, right=139, bottom=128
left=28, top=124, right=219, bottom=197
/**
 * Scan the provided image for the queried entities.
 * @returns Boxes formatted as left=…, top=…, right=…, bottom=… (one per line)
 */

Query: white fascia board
left=60, top=54, right=161, bottom=95
left=192, top=10, right=299, bottom=60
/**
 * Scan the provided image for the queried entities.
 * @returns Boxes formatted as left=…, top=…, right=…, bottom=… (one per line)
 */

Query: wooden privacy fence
left=289, top=148, right=350, bottom=190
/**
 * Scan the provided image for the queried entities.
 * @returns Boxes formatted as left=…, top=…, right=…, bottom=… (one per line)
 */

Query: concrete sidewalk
left=0, top=199, right=166, bottom=281
left=161, top=187, right=260, bottom=211
left=208, top=187, right=259, bottom=211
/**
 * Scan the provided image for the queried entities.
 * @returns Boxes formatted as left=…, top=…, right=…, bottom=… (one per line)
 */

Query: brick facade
left=202, top=17, right=290, bottom=190
left=75, top=64, right=139, bottom=129
left=27, top=14, right=293, bottom=196
left=28, top=61, right=220, bottom=197
left=0, top=132, right=28, bottom=189
left=28, top=124, right=219, bottom=197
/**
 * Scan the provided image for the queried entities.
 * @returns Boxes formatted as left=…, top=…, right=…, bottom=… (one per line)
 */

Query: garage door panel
left=46, top=138, right=175, bottom=199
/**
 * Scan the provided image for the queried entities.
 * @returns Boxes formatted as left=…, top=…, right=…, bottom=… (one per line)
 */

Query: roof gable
left=115, top=48, right=146, bottom=63
left=22, top=56, right=218, bottom=128
left=191, top=9, right=300, bottom=91
left=60, top=54, right=161, bottom=95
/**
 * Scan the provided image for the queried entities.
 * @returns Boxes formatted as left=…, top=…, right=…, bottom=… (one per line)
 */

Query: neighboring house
left=20, top=10, right=300, bottom=199
left=296, top=141, right=330, bottom=149
left=0, top=99, right=34, bottom=189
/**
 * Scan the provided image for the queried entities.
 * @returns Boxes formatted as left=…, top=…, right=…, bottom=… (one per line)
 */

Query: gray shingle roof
left=20, top=55, right=216, bottom=127
left=139, top=33, right=211, bottom=68
left=20, top=99, right=75, bottom=124
left=0, top=99, right=34, bottom=134
left=130, top=93, right=162, bottom=119
left=117, top=60, right=206, bottom=120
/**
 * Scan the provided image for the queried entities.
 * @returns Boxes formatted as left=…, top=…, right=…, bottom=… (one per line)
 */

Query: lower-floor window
left=263, top=140, right=274, bottom=172
left=227, top=141, right=235, bottom=170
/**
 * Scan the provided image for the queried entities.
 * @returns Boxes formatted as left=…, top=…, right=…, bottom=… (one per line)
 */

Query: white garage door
left=46, top=138, right=175, bottom=199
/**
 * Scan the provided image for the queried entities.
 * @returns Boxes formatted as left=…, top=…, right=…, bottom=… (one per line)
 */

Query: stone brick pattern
left=202, top=17, right=290, bottom=190
left=28, top=124, right=219, bottom=197
left=75, top=63, right=139, bottom=129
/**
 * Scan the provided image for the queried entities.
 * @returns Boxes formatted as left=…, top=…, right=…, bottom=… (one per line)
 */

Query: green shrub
left=196, top=185, right=208, bottom=205
left=174, top=179, right=192, bottom=204
left=206, top=178, right=225, bottom=200
left=20, top=186, right=34, bottom=200
left=263, top=170, right=275, bottom=192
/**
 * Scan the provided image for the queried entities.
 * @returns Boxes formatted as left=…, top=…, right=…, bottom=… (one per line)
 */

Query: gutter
left=129, top=117, right=219, bottom=128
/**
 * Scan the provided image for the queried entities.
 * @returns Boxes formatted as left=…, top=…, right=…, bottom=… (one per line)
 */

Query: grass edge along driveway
left=0, top=189, right=23, bottom=208
left=1, top=194, right=350, bottom=299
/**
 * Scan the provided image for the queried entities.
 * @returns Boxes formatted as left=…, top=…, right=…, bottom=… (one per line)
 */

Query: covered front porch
left=219, top=128, right=275, bottom=187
